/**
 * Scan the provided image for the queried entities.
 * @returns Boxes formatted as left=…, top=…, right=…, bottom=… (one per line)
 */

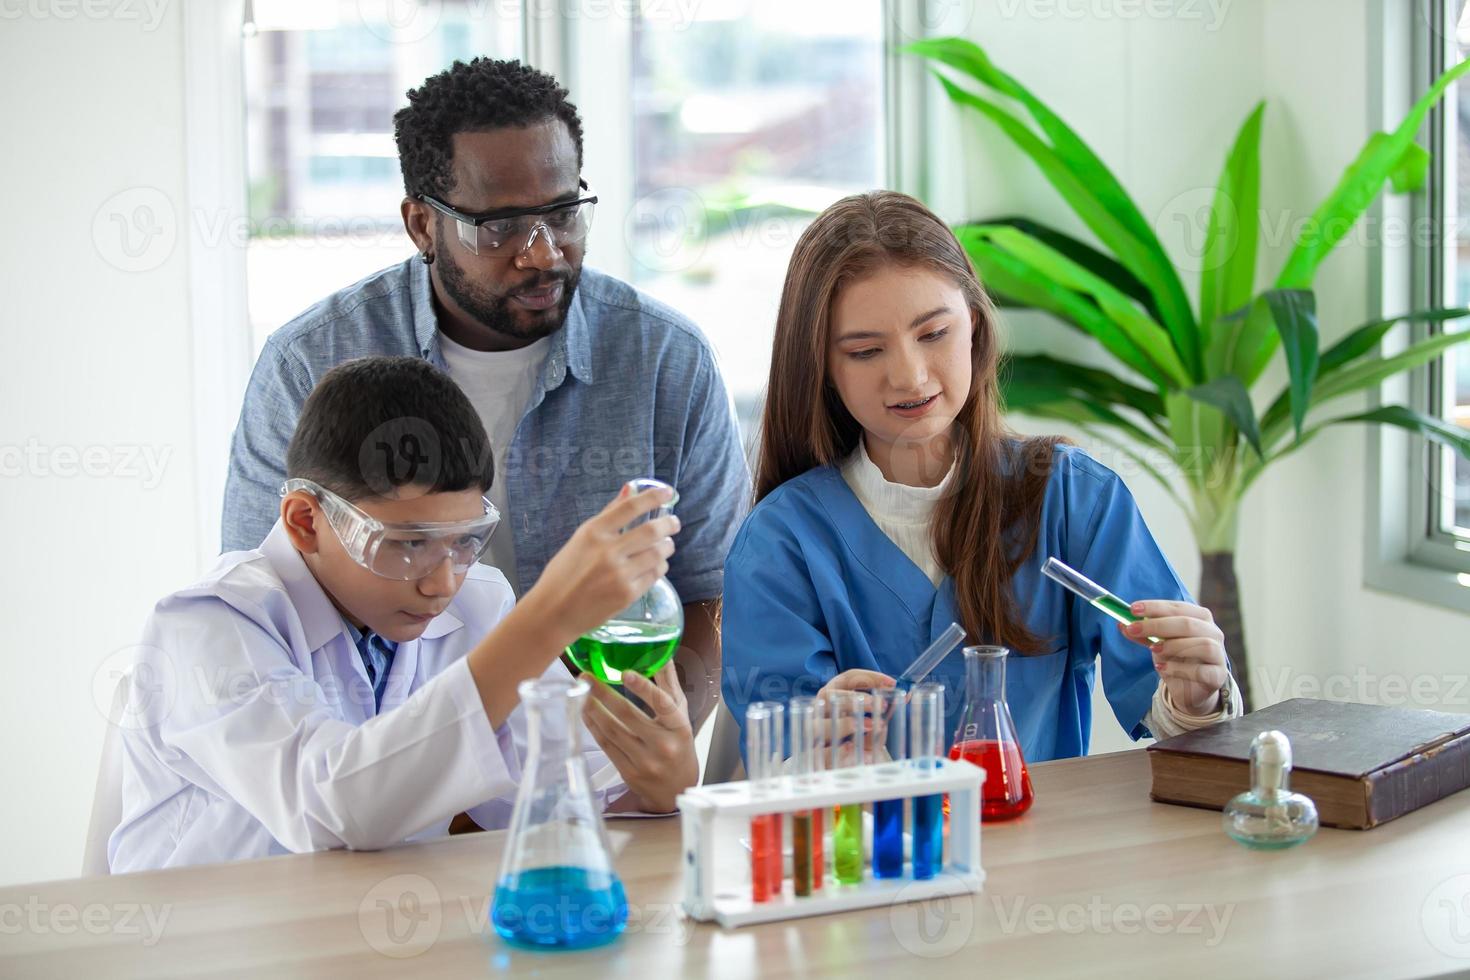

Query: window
left=609, top=0, right=892, bottom=443
left=242, top=1, right=520, bottom=355
left=1417, top=0, right=1470, bottom=571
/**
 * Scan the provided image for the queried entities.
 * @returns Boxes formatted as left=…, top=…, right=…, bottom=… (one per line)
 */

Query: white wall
left=938, top=0, right=1470, bottom=756
left=0, top=5, right=202, bottom=885
left=3, top=0, right=1466, bottom=888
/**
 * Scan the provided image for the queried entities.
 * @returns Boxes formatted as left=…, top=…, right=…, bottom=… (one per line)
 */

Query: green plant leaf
left=1184, top=375, right=1262, bottom=457
left=1388, top=142, right=1431, bottom=194
left=1313, top=327, right=1470, bottom=403
left=969, top=224, right=1193, bottom=386
left=1002, top=353, right=1167, bottom=422
left=1266, top=290, right=1320, bottom=439
left=958, top=230, right=1173, bottom=387
left=1260, top=324, right=1470, bottom=448
left=1000, top=390, right=1169, bottom=452
left=1309, top=405, right=1470, bottom=457
left=1276, top=57, right=1470, bottom=290
left=971, top=216, right=1162, bottom=322
left=913, top=43, right=1200, bottom=376
left=1319, top=307, right=1470, bottom=374
left=1199, top=102, right=1265, bottom=336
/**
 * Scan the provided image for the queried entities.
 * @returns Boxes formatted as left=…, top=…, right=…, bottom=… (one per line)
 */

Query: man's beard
left=434, top=221, right=580, bottom=344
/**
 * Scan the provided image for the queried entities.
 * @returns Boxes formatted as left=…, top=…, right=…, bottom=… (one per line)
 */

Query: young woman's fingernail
left=1127, top=622, right=1143, bottom=635
left=1131, top=602, right=1144, bottom=614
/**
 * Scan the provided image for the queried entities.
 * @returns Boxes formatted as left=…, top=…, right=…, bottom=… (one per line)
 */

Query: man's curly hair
left=393, top=58, right=584, bottom=201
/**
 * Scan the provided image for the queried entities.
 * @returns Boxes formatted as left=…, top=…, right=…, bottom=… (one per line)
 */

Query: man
left=222, top=58, right=748, bottom=733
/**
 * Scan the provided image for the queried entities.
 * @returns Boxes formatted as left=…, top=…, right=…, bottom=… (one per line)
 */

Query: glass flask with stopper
left=949, top=645, right=1034, bottom=821
left=490, top=677, right=628, bottom=950
left=1223, top=730, right=1318, bottom=849
left=565, top=478, right=683, bottom=684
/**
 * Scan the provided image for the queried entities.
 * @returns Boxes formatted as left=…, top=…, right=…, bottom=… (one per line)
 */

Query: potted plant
left=908, top=37, right=1470, bottom=708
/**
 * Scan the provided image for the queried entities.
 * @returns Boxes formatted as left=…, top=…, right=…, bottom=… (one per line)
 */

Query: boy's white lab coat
left=109, top=521, right=627, bottom=872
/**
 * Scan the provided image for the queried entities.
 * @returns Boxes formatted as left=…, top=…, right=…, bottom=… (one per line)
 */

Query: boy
left=110, top=357, right=694, bottom=871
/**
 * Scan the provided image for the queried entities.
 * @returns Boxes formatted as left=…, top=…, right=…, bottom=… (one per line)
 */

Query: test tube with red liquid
left=745, top=701, right=784, bottom=902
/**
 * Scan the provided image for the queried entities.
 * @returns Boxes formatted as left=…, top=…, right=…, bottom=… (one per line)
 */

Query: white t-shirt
left=438, top=330, right=553, bottom=595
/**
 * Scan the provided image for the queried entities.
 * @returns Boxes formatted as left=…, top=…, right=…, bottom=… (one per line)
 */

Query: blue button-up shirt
left=222, top=259, right=751, bottom=601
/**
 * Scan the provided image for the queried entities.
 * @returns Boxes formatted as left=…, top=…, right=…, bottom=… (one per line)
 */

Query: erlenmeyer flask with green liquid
left=565, top=478, right=683, bottom=684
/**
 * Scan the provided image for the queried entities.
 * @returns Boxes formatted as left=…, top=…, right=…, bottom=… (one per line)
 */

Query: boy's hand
left=1120, top=600, right=1231, bottom=714
left=520, top=485, right=680, bottom=648
left=583, top=663, right=697, bottom=814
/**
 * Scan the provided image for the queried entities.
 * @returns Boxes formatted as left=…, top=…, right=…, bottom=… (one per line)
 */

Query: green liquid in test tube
left=1042, top=557, right=1161, bottom=644
left=827, top=690, right=867, bottom=886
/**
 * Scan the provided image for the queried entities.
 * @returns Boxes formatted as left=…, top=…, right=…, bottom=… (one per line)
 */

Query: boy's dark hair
left=393, top=58, right=584, bottom=201
left=286, top=356, right=494, bottom=501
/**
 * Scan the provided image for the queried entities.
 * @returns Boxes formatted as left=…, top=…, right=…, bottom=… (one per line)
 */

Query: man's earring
left=420, top=251, right=434, bottom=265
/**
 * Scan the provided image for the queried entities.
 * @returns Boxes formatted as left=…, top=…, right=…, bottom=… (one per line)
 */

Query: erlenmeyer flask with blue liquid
left=565, top=478, right=683, bottom=684
left=490, top=677, right=627, bottom=950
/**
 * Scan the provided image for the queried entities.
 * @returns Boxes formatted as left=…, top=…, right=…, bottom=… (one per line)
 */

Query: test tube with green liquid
left=827, top=690, right=867, bottom=885
left=1041, top=557, right=1161, bottom=643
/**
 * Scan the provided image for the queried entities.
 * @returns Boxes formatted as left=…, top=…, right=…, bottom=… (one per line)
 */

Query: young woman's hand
left=1119, top=600, right=1231, bottom=714
left=815, top=669, right=895, bottom=702
left=585, top=663, right=697, bottom=814
left=519, top=485, right=679, bottom=648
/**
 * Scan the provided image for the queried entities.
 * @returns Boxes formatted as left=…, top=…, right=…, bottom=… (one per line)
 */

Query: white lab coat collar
left=257, top=520, right=465, bottom=715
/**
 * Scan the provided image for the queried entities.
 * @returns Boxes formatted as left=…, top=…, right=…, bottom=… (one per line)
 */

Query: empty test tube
left=788, top=696, right=822, bottom=897
left=827, top=690, right=867, bottom=885
left=909, top=683, right=945, bottom=880
left=870, top=687, right=906, bottom=880
left=745, top=701, right=784, bottom=903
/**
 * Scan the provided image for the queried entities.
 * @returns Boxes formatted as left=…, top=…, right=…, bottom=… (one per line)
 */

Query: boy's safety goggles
left=281, top=479, right=500, bottom=581
left=417, top=180, right=598, bottom=256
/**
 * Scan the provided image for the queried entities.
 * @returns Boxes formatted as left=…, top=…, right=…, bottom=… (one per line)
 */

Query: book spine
left=1365, top=730, right=1470, bottom=827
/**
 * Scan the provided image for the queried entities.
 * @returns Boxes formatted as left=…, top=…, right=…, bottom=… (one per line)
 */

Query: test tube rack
left=676, top=758, right=985, bottom=928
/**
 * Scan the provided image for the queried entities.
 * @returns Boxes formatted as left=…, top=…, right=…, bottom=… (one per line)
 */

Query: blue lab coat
left=721, top=445, right=1191, bottom=763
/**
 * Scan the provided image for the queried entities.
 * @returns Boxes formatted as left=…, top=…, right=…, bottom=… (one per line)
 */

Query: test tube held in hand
left=909, top=683, right=945, bottom=880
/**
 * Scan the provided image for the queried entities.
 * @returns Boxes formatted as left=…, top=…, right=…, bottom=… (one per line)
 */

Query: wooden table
left=5, top=750, right=1470, bottom=978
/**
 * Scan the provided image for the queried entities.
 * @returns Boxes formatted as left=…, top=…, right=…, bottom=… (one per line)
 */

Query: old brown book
left=1146, top=698, right=1470, bottom=829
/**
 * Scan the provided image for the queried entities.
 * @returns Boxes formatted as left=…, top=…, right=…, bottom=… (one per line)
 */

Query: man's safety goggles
left=417, top=180, right=598, bottom=256
left=281, top=479, right=500, bottom=581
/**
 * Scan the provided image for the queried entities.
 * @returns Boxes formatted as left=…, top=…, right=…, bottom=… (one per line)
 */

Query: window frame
left=186, top=0, right=933, bottom=564
left=1365, top=0, right=1470, bottom=612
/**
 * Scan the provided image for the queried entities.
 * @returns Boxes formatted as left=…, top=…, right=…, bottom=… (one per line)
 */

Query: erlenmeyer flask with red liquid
left=949, top=645, right=1034, bottom=821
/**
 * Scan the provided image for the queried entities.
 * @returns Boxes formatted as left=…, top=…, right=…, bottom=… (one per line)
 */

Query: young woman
left=721, top=191, right=1241, bottom=762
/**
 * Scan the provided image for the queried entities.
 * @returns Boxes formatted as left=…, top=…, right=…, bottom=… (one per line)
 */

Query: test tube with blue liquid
left=909, top=683, right=945, bottom=880
left=869, top=687, right=907, bottom=880
left=827, top=690, right=867, bottom=885
left=788, top=696, right=823, bottom=896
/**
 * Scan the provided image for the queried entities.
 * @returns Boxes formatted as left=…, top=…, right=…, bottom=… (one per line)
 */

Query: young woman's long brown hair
left=755, top=190, right=1063, bottom=653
